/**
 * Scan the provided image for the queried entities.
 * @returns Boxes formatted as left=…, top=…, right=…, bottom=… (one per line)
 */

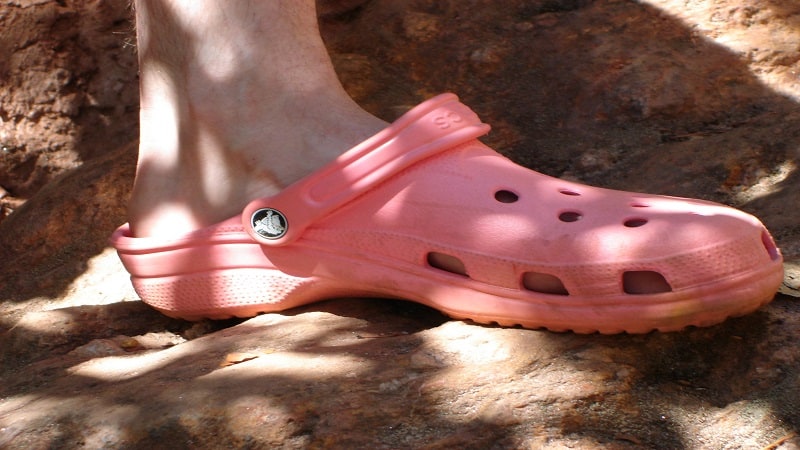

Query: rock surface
left=0, top=0, right=138, bottom=209
left=2, top=295, right=800, bottom=449
left=1, top=0, right=800, bottom=448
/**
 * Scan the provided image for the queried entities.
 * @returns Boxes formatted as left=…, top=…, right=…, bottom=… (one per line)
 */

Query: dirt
left=0, top=0, right=138, bottom=220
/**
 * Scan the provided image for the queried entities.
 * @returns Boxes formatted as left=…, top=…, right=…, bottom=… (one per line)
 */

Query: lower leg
left=129, top=0, right=386, bottom=238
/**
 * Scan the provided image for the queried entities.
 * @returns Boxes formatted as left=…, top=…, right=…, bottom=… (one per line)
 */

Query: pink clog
left=111, top=94, right=784, bottom=333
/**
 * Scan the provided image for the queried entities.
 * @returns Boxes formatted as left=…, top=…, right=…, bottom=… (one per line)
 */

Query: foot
left=128, top=88, right=387, bottom=238
left=112, top=94, right=784, bottom=333
left=129, top=0, right=388, bottom=238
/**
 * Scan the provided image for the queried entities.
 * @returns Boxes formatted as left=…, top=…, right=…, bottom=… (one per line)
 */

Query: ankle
left=129, top=0, right=388, bottom=238
left=129, top=86, right=386, bottom=238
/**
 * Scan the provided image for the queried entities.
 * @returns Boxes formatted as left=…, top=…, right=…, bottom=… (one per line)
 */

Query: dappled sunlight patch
left=72, top=403, right=142, bottom=449
left=0, top=396, right=131, bottom=447
left=13, top=309, right=74, bottom=335
left=411, top=321, right=579, bottom=368
left=52, top=247, right=138, bottom=308
left=733, top=160, right=796, bottom=205
left=640, top=0, right=800, bottom=100
left=655, top=396, right=795, bottom=449
left=0, top=247, right=138, bottom=321
left=0, top=398, right=48, bottom=440
left=65, top=310, right=382, bottom=383
left=0, top=395, right=62, bottom=424
left=0, top=395, right=144, bottom=448
left=67, top=343, right=200, bottom=382
left=203, top=351, right=374, bottom=380
left=419, top=321, right=513, bottom=366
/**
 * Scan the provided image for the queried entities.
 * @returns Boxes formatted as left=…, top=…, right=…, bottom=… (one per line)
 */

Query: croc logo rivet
left=251, top=208, right=288, bottom=240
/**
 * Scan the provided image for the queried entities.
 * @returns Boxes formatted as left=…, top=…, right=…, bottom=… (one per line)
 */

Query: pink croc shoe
left=111, top=94, right=784, bottom=334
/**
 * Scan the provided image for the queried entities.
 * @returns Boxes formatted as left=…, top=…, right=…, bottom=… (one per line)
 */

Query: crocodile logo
left=251, top=208, right=287, bottom=240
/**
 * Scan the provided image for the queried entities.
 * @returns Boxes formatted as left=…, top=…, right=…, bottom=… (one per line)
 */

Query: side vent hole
left=494, top=189, right=519, bottom=203
left=623, top=271, right=672, bottom=294
left=427, top=252, right=468, bottom=277
left=559, top=189, right=581, bottom=196
left=624, top=218, right=649, bottom=228
left=761, top=230, right=781, bottom=261
left=630, top=202, right=650, bottom=208
left=559, top=211, right=583, bottom=222
left=522, top=272, right=569, bottom=295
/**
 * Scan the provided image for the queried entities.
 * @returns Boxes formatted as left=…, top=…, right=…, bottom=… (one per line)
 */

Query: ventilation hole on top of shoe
left=494, top=189, right=519, bottom=203
left=522, top=272, right=569, bottom=295
left=624, top=218, right=649, bottom=228
left=427, top=252, right=468, bottom=277
left=761, top=230, right=781, bottom=261
left=559, top=188, right=581, bottom=196
left=623, top=271, right=672, bottom=294
left=559, top=211, right=583, bottom=222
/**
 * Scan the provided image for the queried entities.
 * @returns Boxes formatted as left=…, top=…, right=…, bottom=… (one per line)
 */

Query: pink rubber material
left=243, top=93, right=490, bottom=246
left=111, top=93, right=785, bottom=334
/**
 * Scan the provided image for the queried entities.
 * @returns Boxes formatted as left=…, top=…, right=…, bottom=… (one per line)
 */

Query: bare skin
left=130, top=0, right=387, bottom=238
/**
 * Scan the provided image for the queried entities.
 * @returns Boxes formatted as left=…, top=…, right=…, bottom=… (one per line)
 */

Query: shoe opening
left=761, top=230, right=781, bottom=261
left=522, top=272, right=569, bottom=295
left=559, top=211, right=583, bottom=222
left=623, top=218, right=648, bottom=228
left=427, top=252, right=469, bottom=277
left=494, top=189, right=519, bottom=203
left=623, top=271, right=672, bottom=294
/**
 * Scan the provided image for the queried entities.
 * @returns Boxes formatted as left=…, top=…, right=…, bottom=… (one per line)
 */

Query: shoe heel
left=131, top=268, right=316, bottom=320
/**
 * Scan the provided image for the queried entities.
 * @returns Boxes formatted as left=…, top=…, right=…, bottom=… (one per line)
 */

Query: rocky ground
left=1, top=0, right=799, bottom=448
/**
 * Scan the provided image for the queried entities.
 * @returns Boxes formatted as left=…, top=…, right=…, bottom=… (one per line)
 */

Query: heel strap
left=242, top=93, right=490, bottom=246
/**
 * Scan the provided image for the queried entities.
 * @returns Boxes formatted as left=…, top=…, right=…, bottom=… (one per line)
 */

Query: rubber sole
left=130, top=241, right=784, bottom=334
